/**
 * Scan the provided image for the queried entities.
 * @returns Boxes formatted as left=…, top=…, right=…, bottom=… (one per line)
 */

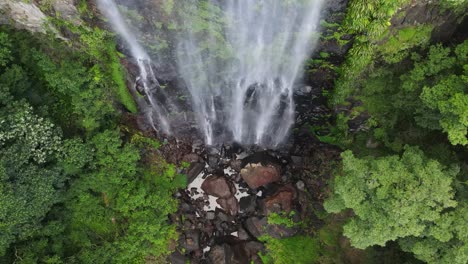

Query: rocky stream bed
left=150, top=127, right=341, bottom=264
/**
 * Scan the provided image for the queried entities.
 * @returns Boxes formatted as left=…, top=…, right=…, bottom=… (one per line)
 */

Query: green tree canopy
left=399, top=204, right=468, bottom=264
left=0, top=26, right=181, bottom=263
left=359, top=41, right=468, bottom=149
left=324, top=147, right=459, bottom=254
left=409, top=41, right=468, bottom=146
left=0, top=103, right=66, bottom=255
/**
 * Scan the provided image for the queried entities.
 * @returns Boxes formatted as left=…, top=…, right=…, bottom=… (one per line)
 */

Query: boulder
left=244, top=216, right=297, bottom=239
left=217, top=196, right=239, bottom=216
left=186, top=162, right=205, bottom=184
left=291, top=155, right=304, bottom=167
left=207, top=155, right=220, bottom=168
left=240, top=163, right=281, bottom=189
left=0, top=1, right=48, bottom=33
left=208, top=244, right=249, bottom=264
left=180, top=202, right=194, bottom=213
left=201, top=175, right=236, bottom=198
left=230, top=243, right=250, bottom=264
left=239, top=196, right=257, bottom=214
left=237, top=227, right=250, bottom=240
left=182, top=153, right=202, bottom=163
left=52, top=0, right=81, bottom=24
left=261, top=185, right=297, bottom=215
left=209, top=244, right=231, bottom=264
left=296, top=180, right=305, bottom=191
left=244, top=217, right=267, bottom=238
left=245, top=241, right=265, bottom=257
left=169, top=250, right=187, bottom=264
left=206, top=211, right=216, bottom=220
left=182, top=230, right=200, bottom=252
left=265, top=221, right=298, bottom=239
left=216, top=208, right=234, bottom=222
left=229, top=159, right=243, bottom=172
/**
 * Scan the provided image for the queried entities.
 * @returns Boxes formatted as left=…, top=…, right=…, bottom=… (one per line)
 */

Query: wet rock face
left=201, top=175, right=236, bottom=199
left=150, top=0, right=350, bottom=258
left=209, top=245, right=229, bottom=264
left=240, top=163, right=281, bottom=189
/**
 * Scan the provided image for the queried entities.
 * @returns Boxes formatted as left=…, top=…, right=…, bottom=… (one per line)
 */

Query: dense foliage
left=259, top=235, right=320, bottom=264
left=323, top=1, right=468, bottom=263
left=1, top=0, right=467, bottom=263
left=358, top=41, right=468, bottom=149
left=0, top=25, right=184, bottom=263
left=325, top=147, right=467, bottom=263
left=324, top=147, right=459, bottom=247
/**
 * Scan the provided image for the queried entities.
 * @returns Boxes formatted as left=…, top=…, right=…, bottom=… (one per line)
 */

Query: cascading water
left=177, top=0, right=323, bottom=147
left=98, top=0, right=324, bottom=148
left=97, top=0, right=172, bottom=134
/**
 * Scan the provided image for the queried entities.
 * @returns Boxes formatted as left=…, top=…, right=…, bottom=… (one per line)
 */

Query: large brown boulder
left=201, top=175, right=236, bottom=198
left=217, top=196, right=239, bottom=216
left=240, top=163, right=281, bottom=189
left=261, top=184, right=297, bottom=215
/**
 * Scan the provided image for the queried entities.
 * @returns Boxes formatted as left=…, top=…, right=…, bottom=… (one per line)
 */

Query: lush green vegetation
left=0, top=25, right=184, bottom=263
left=259, top=235, right=320, bottom=264
left=331, top=0, right=412, bottom=105
left=1, top=0, right=467, bottom=263
left=321, top=1, right=468, bottom=264
left=325, top=147, right=459, bottom=248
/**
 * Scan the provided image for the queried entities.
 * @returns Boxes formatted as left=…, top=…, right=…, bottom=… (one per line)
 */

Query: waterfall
left=97, top=0, right=172, bottom=134
left=177, top=0, right=323, bottom=147
left=98, top=0, right=324, bottom=148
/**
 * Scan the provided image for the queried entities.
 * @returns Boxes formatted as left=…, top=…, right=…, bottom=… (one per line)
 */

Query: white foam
left=187, top=170, right=221, bottom=211
left=187, top=166, right=251, bottom=214
left=203, top=246, right=211, bottom=253
left=234, top=183, right=250, bottom=200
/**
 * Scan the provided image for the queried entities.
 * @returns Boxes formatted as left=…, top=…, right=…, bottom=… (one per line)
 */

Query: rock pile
left=171, top=146, right=306, bottom=263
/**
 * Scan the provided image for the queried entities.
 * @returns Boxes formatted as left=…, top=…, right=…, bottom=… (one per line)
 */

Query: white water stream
left=98, top=0, right=324, bottom=147
left=97, top=0, right=172, bottom=134
left=177, top=0, right=323, bottom=147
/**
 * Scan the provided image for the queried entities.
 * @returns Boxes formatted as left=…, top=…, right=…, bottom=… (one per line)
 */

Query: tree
left=416, top=42, right=468, bottom=145
left=324, top=147, right=458, bottom=251
left=0, top=27, right=183, bottom=263
left=0, top=32, right=12, bottom=67
left=360, top=41, right=468, bottom=149
left=59, top=130, right=184, bottom=263
left=399, top=205, right=468, bottom=264
left=0, top=103, right=67, bottom=255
